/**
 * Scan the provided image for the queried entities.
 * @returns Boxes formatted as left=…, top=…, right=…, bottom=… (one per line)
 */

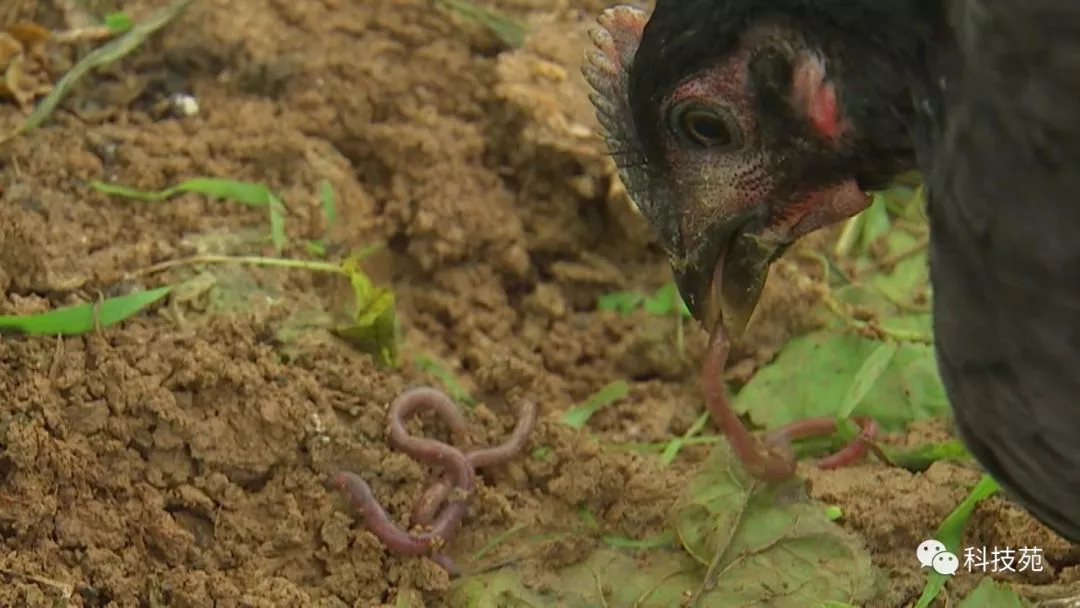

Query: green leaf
left=835, top=341, right=899, bottom=420
left=914, top=475, right=1000, bottom=608
left=869, top=231, right=929, bottom=301
left=859, top=192, right=893, bottom=251
left=600, top=283, right=691, bottom=319
left=957, top=578, right=1030, bottom=608
left=660, top=412, right=710, bottom=466
left=330, top=256, right=399, bottom=368
left=672, top=442, right=877, bottom=604
left=734, top=332, right=948, bottom=432
left=880, top=439, right=969, bottom=471
left=102, top=11, right=135, bottom=32
left=434, top=0, right=527, bottom=48
left=304, top=240, right=328, bottom=258
left=597, top=291, right=643, bottom=315
left=448, top=444, right=875, bottom=606
left=643, top=282, right=691, bottom=318
left=450, top=547, right=701, bottom=607
left=0, top=287, right=172, bottom=335
left=560, top=381, right=629, bottom=430
left=601, top=531, right=675, bottom=550
left=92, top=177, right=275, bottom=206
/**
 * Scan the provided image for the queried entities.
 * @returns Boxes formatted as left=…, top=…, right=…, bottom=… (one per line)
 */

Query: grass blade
left=836, top=341, right=899, bottom=420
left=91, top=177, right=277, bottom=206
left=0, top=286, right=172, bottom=335
left=415, top=355, right=474, bottom=405
left=561, top=381, right=629, bottom=430
left=914, top=474, right=1000, bottom=608
left=434, top=0, right=526, bottom=48
left=660, top=412, right=710, bottom=466
left=318, top=179, right=337, bottom=226
left=92, top=177, right=289, bottom=253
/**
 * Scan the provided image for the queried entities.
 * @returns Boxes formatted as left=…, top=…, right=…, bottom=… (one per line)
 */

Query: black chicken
left=584, top=0, right=1080, bottom=543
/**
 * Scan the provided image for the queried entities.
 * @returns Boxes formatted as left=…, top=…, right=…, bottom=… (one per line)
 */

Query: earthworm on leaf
left=700, top=322, right=878, bottom=482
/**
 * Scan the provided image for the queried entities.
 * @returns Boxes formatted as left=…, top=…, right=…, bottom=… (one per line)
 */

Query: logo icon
left=917, top=539, right=959, bottom=576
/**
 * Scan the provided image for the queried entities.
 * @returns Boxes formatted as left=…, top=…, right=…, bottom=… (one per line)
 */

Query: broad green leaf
left=0, top=286, right=172, bottom=335
left=859, top=193, right=893, bottom=251
left=672, top=443, right=877, bottom=605
left=331, top=256, right=399, bottom=367
left=868, top=231, right=929, bottom=303
left=449, top=444, right=876, bottom=606
left=835, top=341, right=899, bottom=420
left=957, top=578, right=1030, bottom=608
left=734, top=332, right=948, bottom=432
left=834, top=224, right=930, bottom=328
left=450, top=546, right=701, bottom=607
left=449, top=436, right=875, bottom=606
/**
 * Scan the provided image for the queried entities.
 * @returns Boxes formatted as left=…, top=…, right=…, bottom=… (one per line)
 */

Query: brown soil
left=0, top=1, right=1076, bottom=607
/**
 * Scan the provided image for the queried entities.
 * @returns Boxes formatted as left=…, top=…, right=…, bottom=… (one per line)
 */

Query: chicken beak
left=670, top=180, right=869, bottom=341
left=672, top=219, right=776, bottom=343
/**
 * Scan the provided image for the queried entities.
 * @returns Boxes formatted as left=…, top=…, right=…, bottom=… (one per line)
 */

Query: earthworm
left=700, top=322, right=879, bottom=483
left=325, top=471, right=464, bottom=573
left=411, top=400, right=539, bottom=526
left=328, top=386, right=537, bottom=574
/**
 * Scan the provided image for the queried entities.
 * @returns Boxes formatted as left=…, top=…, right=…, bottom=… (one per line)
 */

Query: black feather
left=926, top=0, right=1080, bottom=542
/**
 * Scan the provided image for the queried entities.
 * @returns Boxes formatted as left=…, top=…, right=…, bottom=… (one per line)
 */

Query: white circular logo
left=916, top=539, right=959, bottom=575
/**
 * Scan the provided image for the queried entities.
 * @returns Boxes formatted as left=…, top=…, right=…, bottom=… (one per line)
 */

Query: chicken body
left=585, top=0, right=1080, bottom=542
left=925, top=0, right=1080, bottom=542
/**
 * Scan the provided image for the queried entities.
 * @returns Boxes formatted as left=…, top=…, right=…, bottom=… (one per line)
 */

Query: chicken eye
left=669, top=102, right=741, bottom=150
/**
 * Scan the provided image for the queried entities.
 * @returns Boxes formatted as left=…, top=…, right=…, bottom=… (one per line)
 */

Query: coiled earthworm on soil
left=410, top=399, right=538, bottom=526
left=327, top=386, right=538, bottom=575
left=700, top=322, right=878, bottom=483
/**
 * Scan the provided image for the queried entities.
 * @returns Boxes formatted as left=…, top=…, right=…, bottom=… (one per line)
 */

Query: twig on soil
left=700, top=321, right=879, bottom=482
left=821, top=295, right=933, bottom=344
left=327, top=386, right=538, bottom=575
left=125, top=253, right=348, bottom=280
